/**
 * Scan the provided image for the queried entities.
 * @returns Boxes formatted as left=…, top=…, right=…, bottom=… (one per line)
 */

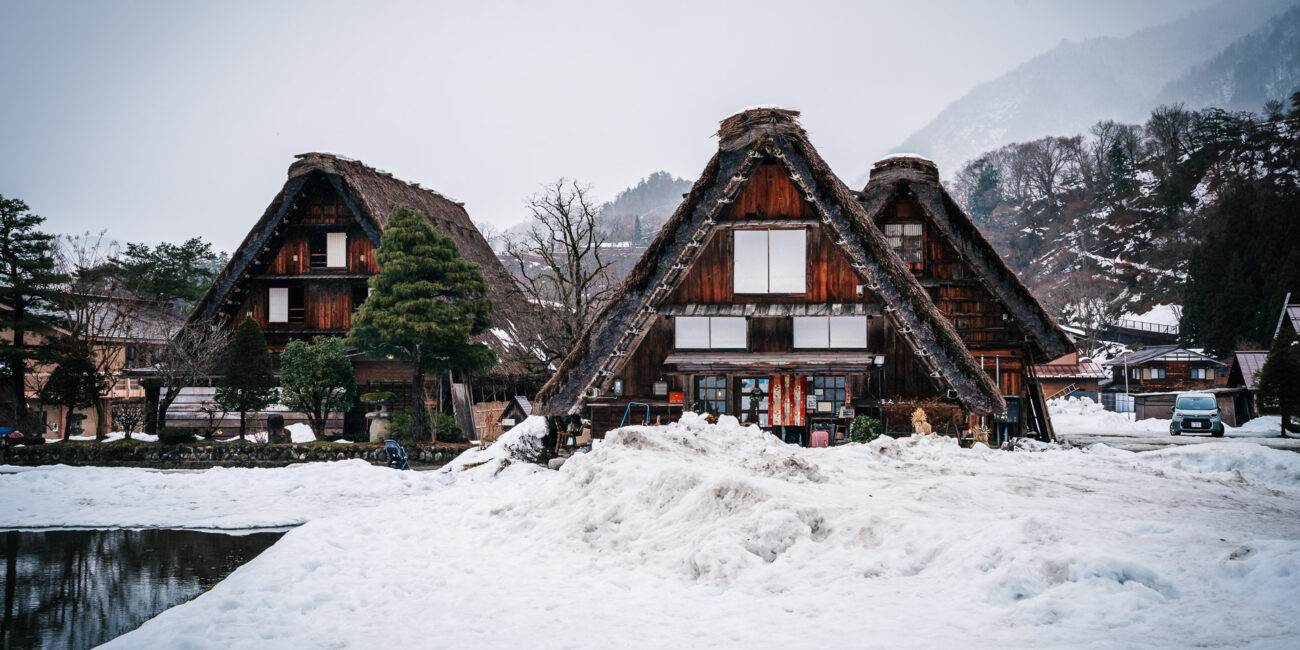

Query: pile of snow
left=439, top=416, right=550, bottom=481
left=1049, top=397, right=1166, bottom=434
left=103, top=414, right=1300, bottom=648
left=0, top=460, right=438, bottom=529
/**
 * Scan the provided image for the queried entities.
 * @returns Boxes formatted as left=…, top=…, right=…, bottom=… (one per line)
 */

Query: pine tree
left=348, top=205, right=495, bottom=440
left=279, top=337, right=356, bottom=439
left=215, top=317, right=278, bottom=439
left=1257, top=327, right=1300, bottom=437
left=0, top=195, right=68, bottom=430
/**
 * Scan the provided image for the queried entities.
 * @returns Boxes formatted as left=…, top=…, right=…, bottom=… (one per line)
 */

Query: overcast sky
left=1, top=0, right=1221, bottom=251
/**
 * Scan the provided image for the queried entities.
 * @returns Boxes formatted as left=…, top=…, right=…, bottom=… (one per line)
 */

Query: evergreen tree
left=0, top=195, right=68, bottom=429
left=110, top=237, right=225, bottom=306
left=1256, top=327, right=1300, bottom=436
left=38, top=350, right=101, bottom=439
left=215, top=318, right=278, bottom=439
left=348, top=205, right=495, bottom=440
left=279, top=337, right=356, bottom=439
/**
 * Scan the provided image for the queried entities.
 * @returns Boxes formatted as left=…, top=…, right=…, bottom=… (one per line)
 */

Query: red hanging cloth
left=768, top=374, right=805, bottom=427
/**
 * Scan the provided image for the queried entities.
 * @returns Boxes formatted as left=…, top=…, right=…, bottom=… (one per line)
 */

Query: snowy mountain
left=1158, top=5, right=1300, bottom=112
left=894, top=0, right=1299, bottom=176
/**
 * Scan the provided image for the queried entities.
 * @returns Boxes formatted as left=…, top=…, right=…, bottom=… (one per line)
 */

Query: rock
left=548, top=457, right=567, bottom=471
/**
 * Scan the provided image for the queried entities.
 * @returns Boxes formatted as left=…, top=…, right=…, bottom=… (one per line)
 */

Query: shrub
left=360, top=391, right=395, bottom=402
left=432, top=411, right=460, bottom=443
left=111, top=401, right=145, bottom=437
left=158, top=427, right=197, bottom=444
left=388, top=410, right=420, bottom=444
left=849, top=416, right=881, bottom=443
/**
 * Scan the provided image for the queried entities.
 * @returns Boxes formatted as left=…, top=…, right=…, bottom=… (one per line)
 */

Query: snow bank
left=0, top=460, right=438, bottom=529
left=108, top=416, right=1300, bottom=648
left=1049, top=397, right=1167, bottom=433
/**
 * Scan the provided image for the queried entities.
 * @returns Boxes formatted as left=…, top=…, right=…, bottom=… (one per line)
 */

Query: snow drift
left=98, top=414, right=1300, bottom=648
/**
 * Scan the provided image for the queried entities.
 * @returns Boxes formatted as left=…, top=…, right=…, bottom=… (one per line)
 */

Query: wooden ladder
left=1046, top=383, right=1079, bottom=402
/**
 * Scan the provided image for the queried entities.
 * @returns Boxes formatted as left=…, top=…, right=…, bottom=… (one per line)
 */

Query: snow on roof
left=877, top=152, right=934, bottom=163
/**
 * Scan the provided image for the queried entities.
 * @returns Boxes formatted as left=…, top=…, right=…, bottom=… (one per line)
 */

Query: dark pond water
left=0, top=528, right=285, bottom=650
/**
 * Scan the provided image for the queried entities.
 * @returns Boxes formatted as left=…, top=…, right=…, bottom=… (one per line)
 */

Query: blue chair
left=384, top=440, right=409, bottom=470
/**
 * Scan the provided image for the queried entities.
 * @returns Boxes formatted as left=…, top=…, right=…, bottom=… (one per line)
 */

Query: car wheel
left=1171, top=429, right=1180, bottom=436
left=1212, top=428, right=1224, bottom=438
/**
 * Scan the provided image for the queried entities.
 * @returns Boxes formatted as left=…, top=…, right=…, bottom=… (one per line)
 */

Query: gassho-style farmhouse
left=136, top=107, right=1080, bottom=446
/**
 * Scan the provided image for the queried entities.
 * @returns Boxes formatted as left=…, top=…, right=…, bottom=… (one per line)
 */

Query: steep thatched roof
left=859, top=156, right=1075, bottom=363
left=190, top=153, right=531, bottom=377
left=535, top=109, right=1005, bottom=416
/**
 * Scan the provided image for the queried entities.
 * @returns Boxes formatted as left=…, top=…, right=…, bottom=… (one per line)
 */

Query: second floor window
left=269, top=287, right=306, bottom=324
left=733, top=229, right=806, bottom=294
left=675, top=317, right=747, bottom=349
left=793, top=316, right=868, bottom=349
left=885, top=223, right=923, bottom=263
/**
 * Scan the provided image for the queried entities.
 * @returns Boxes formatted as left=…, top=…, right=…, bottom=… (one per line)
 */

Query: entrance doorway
left=738, top=377, right=769, bottom=427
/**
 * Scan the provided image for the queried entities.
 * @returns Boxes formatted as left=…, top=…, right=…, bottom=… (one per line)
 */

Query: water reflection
left=1, top=528, right=284, bottom=650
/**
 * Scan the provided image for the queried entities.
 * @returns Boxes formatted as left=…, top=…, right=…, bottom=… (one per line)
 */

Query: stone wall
left=1, top=441, right=470, bottom=470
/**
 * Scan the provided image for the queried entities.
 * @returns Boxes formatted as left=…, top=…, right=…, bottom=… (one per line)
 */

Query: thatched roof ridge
left=189, top=153, right=531, bottom=377
left=862, top=157, right=1075, bottom=362
left=535, top=109, right=1005, bottom=415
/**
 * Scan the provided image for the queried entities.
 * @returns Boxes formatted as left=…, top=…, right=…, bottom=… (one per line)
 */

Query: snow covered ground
left=1051, top=397, right=1300, bottom=452
left=0, top=460, right=438, bottom=529
left=10, top=414, right=1288, bottom=648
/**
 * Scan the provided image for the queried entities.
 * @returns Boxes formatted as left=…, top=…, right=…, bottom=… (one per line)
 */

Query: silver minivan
left=1170, top=392, right=1224, bottom=437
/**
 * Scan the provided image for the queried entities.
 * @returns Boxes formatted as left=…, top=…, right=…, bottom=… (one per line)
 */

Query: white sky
left=0, top=0, right=1220, bottom=251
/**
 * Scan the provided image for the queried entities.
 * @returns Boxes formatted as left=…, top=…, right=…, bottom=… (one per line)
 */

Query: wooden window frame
left=884, top=222, right=923, bottom=263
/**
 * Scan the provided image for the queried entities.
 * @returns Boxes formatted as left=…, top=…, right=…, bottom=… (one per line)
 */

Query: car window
left=1176, top=396, right=1216, bottom=410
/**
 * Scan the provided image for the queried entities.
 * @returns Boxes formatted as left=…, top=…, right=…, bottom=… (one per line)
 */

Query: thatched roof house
left=190, top=153, right=533, bottom=379
left=536, top=108, right=1006, bottom=427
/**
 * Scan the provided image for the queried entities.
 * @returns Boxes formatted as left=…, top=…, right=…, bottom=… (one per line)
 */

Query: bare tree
left=53, top=232, right=150, bottom=438
left=504, top=179, right=616, bottom=369
left=149, top=319, right=231, bottom=434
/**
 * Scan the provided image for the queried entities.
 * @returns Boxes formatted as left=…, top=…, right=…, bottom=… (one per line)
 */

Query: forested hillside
left=598, top=171, right=692, bottom=243
left=896, top=0, right=1297, bottom=175
left=950, top=96, right=1300, bottom=356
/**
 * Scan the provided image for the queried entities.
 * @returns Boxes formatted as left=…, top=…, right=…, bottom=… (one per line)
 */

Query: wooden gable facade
left=536, top=109, right=1008, bottom=441
left=857, top=157, right=1076, bottom=439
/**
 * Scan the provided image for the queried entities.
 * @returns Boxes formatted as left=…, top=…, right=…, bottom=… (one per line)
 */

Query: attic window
left=885, top=223, right=923, bottom=263
left=733, top=230, right=806, bottom=294
left=271, top=287, right=305, bottom=323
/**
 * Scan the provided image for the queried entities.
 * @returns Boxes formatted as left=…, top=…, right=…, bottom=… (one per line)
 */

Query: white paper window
left=675, top=317, right=711, bottom=349
left=327, top=232, right=347, bottom=268
left=709, top=318, right=747, bottom=349
left=768, top=230, right=806, bottom=292
left=795, top=316, right=868, bottom=348
left=793, top=317, right=829, bottom=348
left=733, top=231, right=769, bottom=294
left=733, top=229, right=805, bottom=294
left=675, top=317, right=747, bottom=349
left=829, top=316, right=868, bottom=348
left=269, top=287, right=289, bottom=323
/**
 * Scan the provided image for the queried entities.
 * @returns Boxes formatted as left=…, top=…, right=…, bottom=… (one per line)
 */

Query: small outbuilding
left=498, top=396, right=532, bottom=432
